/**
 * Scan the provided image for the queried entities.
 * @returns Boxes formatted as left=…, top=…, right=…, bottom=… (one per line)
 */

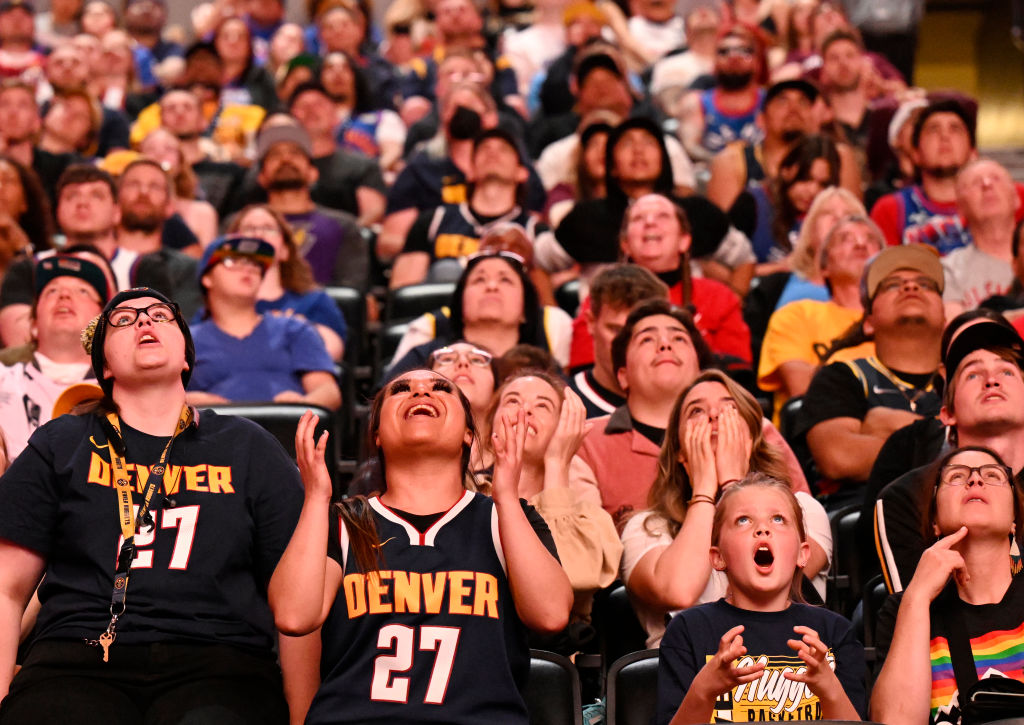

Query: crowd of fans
left=1, top=0, right=1023, bottom=723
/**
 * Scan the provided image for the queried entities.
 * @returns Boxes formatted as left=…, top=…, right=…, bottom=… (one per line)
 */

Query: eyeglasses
left=939, top=463, right=1012, bottom=487
left=876, top=275, right=941, bottom=295
left=106, top=301, right=178, bottom=327
left=431, top=346, right=493, bottom=368
left=220, top=255, right=265, bottom=272
left=236, top=224, right=282, bottom=238
left=717, top=45, right=754, bottom=58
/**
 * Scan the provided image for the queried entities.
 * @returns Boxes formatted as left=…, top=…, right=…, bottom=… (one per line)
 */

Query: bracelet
left=720, top=479, right=741, bottom=488
left=688, top=494, right=716, bottom=506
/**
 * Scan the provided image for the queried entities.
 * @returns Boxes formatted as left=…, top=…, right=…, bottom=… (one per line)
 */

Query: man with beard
left=117, top=156, right=200, bottom=258
left=0, top=0, right=43, bottom=79
left=677, top=24, right=766, bottom=163
left=255, top=118, right=366, bottom=289
left=706, top=78, right=862, bottom=212
left=819, top=29, right=875, bottom=152
left=797, top=244, right=945, bottom=503
left=390, top=127, right=554, bottom=288
left=870, top=99, right=978, bottom=246
left=123, top=0, right=183, bottom=90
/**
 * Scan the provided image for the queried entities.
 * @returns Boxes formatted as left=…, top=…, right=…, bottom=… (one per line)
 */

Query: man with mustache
left=255, top=118, right=365, bottom=290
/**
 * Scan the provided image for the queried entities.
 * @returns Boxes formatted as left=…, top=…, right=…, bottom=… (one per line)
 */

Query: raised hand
left=543, top=388, right=592, bottom=471
left=682, top=414, right=717, bottom=497
left=714, top=405, right=752, bottom=485
left=694, top=625, right=765, bottom=697
left=295, top=410, right=332, bottom=501
left=784, top=626, right=841, bottom=693
left=491, top=408, right=527, bottom=506
left=905, top=526, right=970, bottom=604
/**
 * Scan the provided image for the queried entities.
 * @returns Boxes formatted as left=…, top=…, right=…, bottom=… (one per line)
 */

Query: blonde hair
left=790, top=187, right=865, bottom=278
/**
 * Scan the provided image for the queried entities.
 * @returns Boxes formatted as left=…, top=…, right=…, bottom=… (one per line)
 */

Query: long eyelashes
left=432, top=380, right=453, bottom=393
left=389, top=380, right=411, bottom=395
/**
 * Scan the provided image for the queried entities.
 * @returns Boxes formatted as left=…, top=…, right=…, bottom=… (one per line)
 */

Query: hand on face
left=714, top=405, right=753, bottom=484
left=491, top=408, right=527, bottom=506
left=683, top=414, right=717, bottom=497
left=543, top=387, right=592, bottom=470
left=905, top=525, right=969, bottom=604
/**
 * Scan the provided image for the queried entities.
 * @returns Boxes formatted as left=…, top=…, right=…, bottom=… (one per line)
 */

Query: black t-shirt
left=656, top=599, right=867, bottom=724
left=874, top=577, right=1024, bottom=724
left=0, top=410, right=303, bottom=652
left=403, top=203, right=547, bottom=262
left=799, top=359, right=942, bottom=434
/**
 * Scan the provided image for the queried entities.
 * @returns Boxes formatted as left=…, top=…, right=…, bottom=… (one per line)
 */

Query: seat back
left=324, top=285, right=367, bottom=369
left=523, top=649, right=582, bottom=725
left=593, top=584, right=648, bottom=669
left=606, top=649, right=659, bottom=725
left=386, top=283, right=455, bottom=323
left=555, top=279, right=581, bottom=317
left=827, top=504, right=862, bottom=616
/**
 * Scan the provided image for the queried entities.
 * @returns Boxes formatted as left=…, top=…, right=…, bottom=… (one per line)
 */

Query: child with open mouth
left=654, top=475, right=866, bottom=724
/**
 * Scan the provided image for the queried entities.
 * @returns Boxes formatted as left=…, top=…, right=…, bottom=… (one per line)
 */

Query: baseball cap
left=943, top=315, right=1024, bottom=379
left=861, top=243, right=944, bottom=304
left=51, top=382, right=104, bottom=419
left=764, top=79, right=819, bottom=106
left=197, top=235, right=275, bottom=280
left=35, top=255, right=112, bottom=305
left=0, top=0, right=35, bottom=13
left=574, top=45, right=627, bottom=86
left=256, top=123, right=313, bottom=163
left=473, top=127, right=525, bottom=164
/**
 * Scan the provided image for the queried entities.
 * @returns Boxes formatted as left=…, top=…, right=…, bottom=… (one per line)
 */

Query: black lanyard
left=85, top=406, right=193, bottom=662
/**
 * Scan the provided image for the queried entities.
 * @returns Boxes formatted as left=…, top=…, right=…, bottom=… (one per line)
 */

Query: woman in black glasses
left=0, top=288, right=304, bottom=724
left=871, top=445, right=1024, bottom=724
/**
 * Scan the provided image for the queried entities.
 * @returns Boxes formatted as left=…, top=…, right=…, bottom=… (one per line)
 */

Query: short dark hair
left=589, top=264, right=668, bottom=318
left=610, top=298, right=713, bottom=377
left=287, top=79, right=331, bottom=109
left=911, top=98, right=976, bottom=150
left=55, top=164, right=117, bottom=203
left=119, top=157, right=172, bottom=198
left=820, top=28, right=863, bottom=57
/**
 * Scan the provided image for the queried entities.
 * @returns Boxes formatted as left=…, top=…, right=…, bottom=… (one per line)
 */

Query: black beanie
left=82, top=287, right=195, bottom=396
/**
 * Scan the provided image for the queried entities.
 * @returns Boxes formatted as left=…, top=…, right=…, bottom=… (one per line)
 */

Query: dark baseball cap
left=764, top=79, right=819, bottom=106
left=197, top=235, right=275, bottom=280
left=35, top=255, right=112, bottom=305
left=943, top=317, right=1024, bottom=379
left=0, top=0, right=34, bottom=13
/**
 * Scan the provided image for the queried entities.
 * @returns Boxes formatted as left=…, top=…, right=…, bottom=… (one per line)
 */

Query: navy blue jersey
left=307, top=491, right=532, bottom=725
left=0, top=409, right=304, bottom=652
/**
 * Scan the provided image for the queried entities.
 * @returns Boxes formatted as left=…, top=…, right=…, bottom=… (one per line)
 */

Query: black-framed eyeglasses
left=431, top=346, right=493, bottom=368
left=106, top=302, right=179, bottom=328
left=939, top=463, right=1012, bottom=487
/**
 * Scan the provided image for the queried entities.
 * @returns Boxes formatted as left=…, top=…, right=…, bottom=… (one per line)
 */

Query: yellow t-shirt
left=758, top=299, right=875, bottom=424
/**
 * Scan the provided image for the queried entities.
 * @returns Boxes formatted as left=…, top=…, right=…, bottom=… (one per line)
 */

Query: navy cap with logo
left=943, top=316, right=1024, bottom=380
left=197, top=235, right=275, bottom=281
left=0, top=0, right=35, bottom=13
left=35, top=255, right=112, bottom=305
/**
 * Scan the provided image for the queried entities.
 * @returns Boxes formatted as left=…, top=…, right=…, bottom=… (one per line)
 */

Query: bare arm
left=0, top=303, right=31, bottom=348
left=269, top=413, right=344, bottom=634
left=312, top=323, right=345, bottom=362
left=280, top=631, right=322, bottom=725
left=706, top=146, right=745, bottom=211
left=777, top=360, right=816, bottom=399
left=0, top=540, right=46, bottom=700
left=289, top=371, right=342, bottom=412
left=677, top=91, right=709, bottom=163
left=492, top=410, right=573, bottom=633
left=184, top=391, right=231, bottom=406
left=871, top=528, right=969, bottom=725
left=806, top=417, right=887, bottom=482
left=837, top=143, right=864, bottom=199
left=377, top=208, right=418, bottom=261
left=355, top=187, right=386, bottom=227
left=388, top=252, right=430, bottom=290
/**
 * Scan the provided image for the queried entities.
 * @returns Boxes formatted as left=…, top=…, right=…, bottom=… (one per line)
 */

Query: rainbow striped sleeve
left=929, top=637, right=957, bottom=714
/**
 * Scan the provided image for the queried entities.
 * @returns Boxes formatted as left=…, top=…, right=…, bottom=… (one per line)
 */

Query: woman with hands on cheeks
left=268, top=369, right=572, bottom=724
left=871, top=446, right=1024, bottom=725
left=482, top=370, right=622, bottom=640
left=655, top=475, right=865, bottom=725
left=621, top=370, right=832, bottom=647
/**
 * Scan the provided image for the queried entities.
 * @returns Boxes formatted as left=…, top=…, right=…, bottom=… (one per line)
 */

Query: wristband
left=720, top=479, right=741, bottom=488
left=688, top=494, right=716, bottom=506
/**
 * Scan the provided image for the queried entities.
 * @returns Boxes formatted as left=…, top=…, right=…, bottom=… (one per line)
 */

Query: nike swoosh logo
left=373, top=537, right=396, bottom=549
left=90, top=435, right=106, bottom=450
left=872, top=386, right=898, bottom=395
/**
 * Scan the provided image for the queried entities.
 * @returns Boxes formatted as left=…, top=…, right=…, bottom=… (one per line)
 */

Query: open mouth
left=406, top=402, right=439, bottom=418
left=753, top=545, right=774, bottom=568
left=138, top=333, right=159, bottom=345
